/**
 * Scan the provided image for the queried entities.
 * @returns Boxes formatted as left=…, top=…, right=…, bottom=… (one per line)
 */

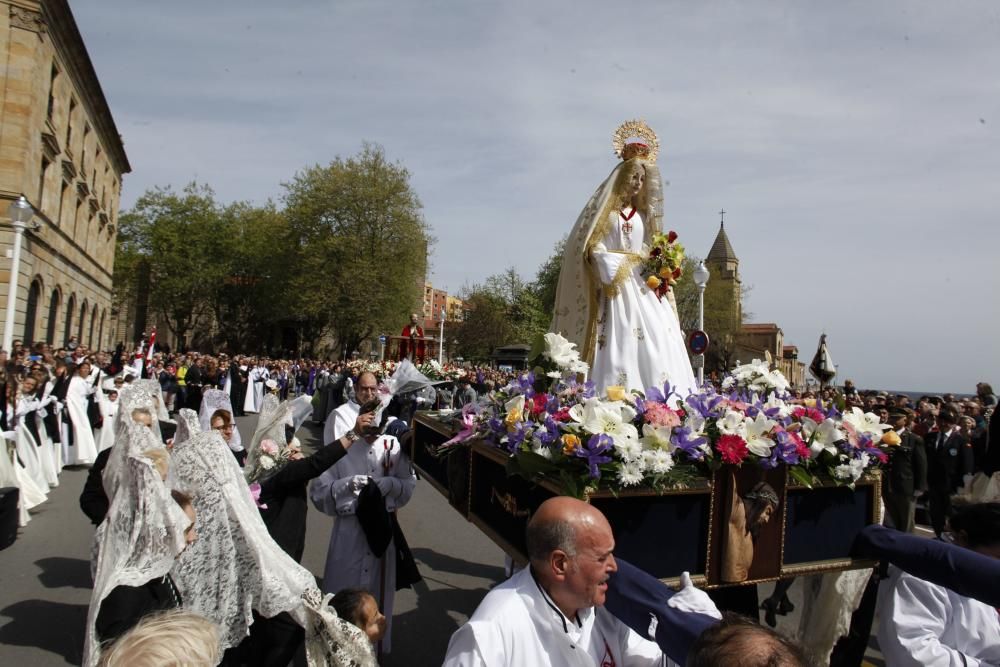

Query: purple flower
left=685, top=391, right=724, bottom=419
left=671, top=426, right=708, bottom=461
left=573, top=433, right=613, bottom=479
left=505, top=422, right=531, bottom=452
left=545, top=394, right=560, bottom=415
left=537, top=415, right=561, bottom=447
left=765, top=430, right=803, bottom=467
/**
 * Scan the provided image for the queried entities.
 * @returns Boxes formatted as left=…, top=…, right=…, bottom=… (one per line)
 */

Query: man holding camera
left=309, top=371, right=417, bottom=655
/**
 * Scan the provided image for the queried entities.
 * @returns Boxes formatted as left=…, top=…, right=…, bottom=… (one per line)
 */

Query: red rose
left=667, top=230, right=678, bottom=243
left=716, top=434, right=749, bottom=465
left=672, top=267, right=682, bottom=279
left=651, top=247, right=662, bottom=257
left=552, top=407, right=572, bottom=422
left=530, top=393, right=549, bottom=417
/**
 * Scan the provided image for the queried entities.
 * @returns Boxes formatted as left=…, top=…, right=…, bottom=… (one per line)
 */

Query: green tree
left=208, top=201, right=292, bottom=351
left=530, top=235, right=566, bottom=315
left=115, top=183, right=227, bottom=346
left=455, top=266, right=549, bottom=360
left=283, top=143, right=431, bottom=358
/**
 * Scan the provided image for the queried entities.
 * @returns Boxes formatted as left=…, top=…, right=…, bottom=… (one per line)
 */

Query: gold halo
left=612, top=119, right=659, bottom=163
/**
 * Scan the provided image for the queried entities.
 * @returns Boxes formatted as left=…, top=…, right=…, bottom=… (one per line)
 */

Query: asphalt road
left=0, top=412, right=887, bottom=666
left=0, top=413, right=507, bottom=666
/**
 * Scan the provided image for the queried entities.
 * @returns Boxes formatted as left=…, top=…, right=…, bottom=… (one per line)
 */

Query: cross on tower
left=719, top=208, right=726, bottom=227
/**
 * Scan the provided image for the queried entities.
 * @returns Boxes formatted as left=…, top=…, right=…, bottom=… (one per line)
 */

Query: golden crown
left=612, top=119, right=659, bottom=163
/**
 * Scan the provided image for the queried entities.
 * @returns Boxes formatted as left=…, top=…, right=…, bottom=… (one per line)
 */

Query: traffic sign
left=688, top=330, right=709, bottom=355
left=379, top=335, right=387, bottom=344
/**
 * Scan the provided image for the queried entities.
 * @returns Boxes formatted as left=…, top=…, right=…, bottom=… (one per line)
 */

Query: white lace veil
left=103, top=385, right=166, bottom=501
left=83, top=424, right=190, bottom=667
left=199, top=388, right=243, bottom=451
left=169, top=430, right=374, bottom=665
left=173, top=408, right=202, bottom=447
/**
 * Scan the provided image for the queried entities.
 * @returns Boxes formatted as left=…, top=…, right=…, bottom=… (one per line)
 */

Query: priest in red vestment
left=399, top=313, right=425, bottom=363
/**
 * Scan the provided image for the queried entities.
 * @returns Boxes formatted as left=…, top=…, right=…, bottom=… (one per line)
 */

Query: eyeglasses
left=356, top=386, right=378, bottom=394
left=212, top=424, right=234, bottom=432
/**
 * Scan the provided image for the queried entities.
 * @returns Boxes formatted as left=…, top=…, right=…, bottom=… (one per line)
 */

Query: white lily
left=744, top=413, right=777, bottom=457
left=762, top=396, right=793, bottom=419
left=639, top=423, right=674, bottom=451
left=801, top=417, right=844, bottom=457
left=842, top=407, right=890, bottom=437
left=716, top=410, right=747, bottom=438
left=543, top=332, right=589, bottom=374
left=570, top=397, right=639, bottom=450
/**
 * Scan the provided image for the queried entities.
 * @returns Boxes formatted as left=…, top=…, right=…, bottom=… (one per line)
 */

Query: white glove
left=415, top=396, right=431, bottom=406
left=667, top=572, right=722, bottom=620
left=1, top=430, right=16, bottom=441
left=349, top=475, right=369, bottom=492
left=375, top=477, right=399, bottom=497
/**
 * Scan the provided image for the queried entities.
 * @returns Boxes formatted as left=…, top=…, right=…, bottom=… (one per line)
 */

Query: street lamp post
left=3, top=196, right=36, bottom=352
left=692, top=260, right=710, bottom=386
left=438, top=308, right=445, bottom=365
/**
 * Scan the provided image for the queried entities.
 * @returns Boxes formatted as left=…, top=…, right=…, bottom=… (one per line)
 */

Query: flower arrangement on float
left=440, top=333, right=897, bottom=498
left=641, top=230, right=684, bottom=300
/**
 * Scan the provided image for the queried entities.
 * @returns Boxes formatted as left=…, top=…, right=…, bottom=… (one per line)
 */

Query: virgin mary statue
left=551, top=120, right=697, bottom=399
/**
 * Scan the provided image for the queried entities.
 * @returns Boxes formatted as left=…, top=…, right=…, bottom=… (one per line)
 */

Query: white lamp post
left=438, top=308, right=445, bottom=365
left=3, top=196, right=36, bottom=352
left=692, top=260, right=710, bottom=386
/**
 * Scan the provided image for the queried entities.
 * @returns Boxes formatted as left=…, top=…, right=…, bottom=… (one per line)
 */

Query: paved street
left=0, top=413, right=507, bottom=666
left=0, top=412, right=888, bottom=666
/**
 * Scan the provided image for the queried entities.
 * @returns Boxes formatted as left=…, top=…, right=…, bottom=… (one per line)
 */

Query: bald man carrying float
left=442, top=497, right=721, bottom=667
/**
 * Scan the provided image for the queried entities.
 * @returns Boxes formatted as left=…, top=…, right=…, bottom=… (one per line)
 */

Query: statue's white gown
left=589, top=209, right=697, bottom=399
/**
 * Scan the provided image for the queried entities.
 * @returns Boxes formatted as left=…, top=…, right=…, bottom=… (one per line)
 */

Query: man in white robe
left=243, top=363, right=268, bottom=414
left=309, top=403, right=416, bottom=655
left=443, top=496, right=702, bottom=667
left=322, top=372, right=374, bottom=446
left=63, top=361, right=98, bottom=466
left=877, top=565, right=1000, bottom=666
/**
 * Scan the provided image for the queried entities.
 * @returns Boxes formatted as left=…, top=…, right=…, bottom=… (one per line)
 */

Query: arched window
left=78, top=300, right=87, bottom=343
left=22, top=279, right=42, bottom=345
left=97, top=309, right=106, bottom=351
left=64, top=294, right=76, bottom=345
left=46, top=289, right=60, bottom=345
left=89, top=303, right=98, bottom=349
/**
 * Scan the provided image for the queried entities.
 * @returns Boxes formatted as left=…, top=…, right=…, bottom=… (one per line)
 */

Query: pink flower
left=792, top=407, right=826, bottom=423
left=260, top=439, right=278, bottom=456
left=249, top=482, right=268, bottom=510
left=716, top=434, right=749, bottom=465
left=643, top=401, right=681, bottom=429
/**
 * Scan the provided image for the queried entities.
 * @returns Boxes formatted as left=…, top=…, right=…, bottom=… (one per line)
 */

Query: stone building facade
left=0, top=0, right=129, bottom=351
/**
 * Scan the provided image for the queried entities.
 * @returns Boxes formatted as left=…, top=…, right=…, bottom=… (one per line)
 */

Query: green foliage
left=115, top=183, right=227, bottom=344
left=283, top=143, right=431, bottom=358
left=113, top=144, right=431, bottom=355
left=455, top=266, right=550, bottom=361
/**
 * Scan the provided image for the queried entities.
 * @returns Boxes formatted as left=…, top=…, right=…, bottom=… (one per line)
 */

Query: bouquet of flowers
left=245, top=438, right=294, bottom=483
left=640, top=230, right=685, bottom=300
left=462, top=333, right=895, bottom=497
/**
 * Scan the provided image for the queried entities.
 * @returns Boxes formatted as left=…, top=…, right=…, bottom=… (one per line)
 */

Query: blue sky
left=72, top=1, right=1000, bottom=393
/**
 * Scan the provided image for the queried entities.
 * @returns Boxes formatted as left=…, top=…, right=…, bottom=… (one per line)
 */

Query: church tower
left=705, top=211, right=742, bottom=323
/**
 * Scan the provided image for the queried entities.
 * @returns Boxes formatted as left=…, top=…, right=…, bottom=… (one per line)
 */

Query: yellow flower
left=881, top=431, right=901, bottom=447
left=561, top=434, right=581, bottom=455
left=606, top=385, right=627, bottom=402
left=646, top=275, right=661, bottom=290
left=658, top=267, right=672, bottom=278
left=504, top=407, right=523, bottom=431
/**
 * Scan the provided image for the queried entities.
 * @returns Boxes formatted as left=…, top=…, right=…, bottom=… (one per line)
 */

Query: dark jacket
left=924, top=429, right=973, bottom=493
left=883, top=430, right=927, bottom=496
left=95, top=576, right=181, bottom=644
left=80, top=447, right=113, bottom=525
left=259, top=441, right=347, bottom=562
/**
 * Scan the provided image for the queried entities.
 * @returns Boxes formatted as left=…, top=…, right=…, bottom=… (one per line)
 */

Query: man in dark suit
left=924, top=408, right=974, bottom=536
left=882, top=408, right=927, bottom=533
